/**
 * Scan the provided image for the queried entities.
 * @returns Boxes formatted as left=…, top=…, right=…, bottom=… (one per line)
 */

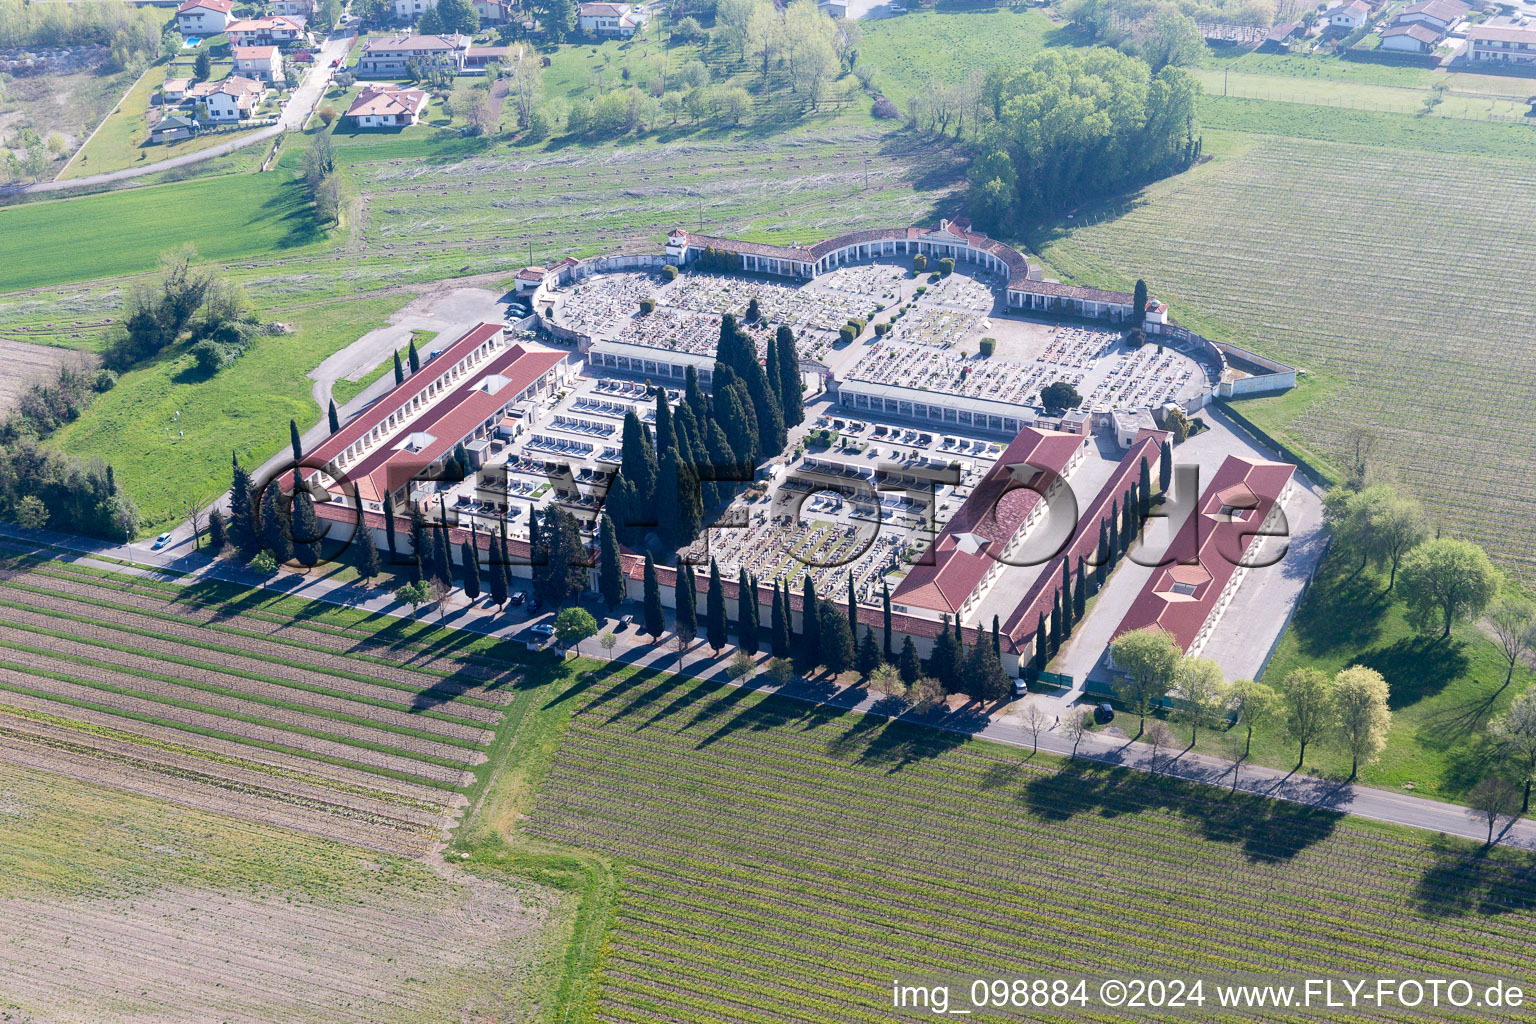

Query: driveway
left=5, top=29, right=354, bottom=198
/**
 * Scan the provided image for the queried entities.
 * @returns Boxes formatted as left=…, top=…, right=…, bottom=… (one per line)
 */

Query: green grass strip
left=0, top=656, right=469, bottom=772
left=0, top=629, right=484, bottom=751
left=0, top=676, right=458, bottom=791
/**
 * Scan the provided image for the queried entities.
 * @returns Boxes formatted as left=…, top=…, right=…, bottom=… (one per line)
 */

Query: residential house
left=464, top=44, right=511, bottom=71
left=224, top=16, right=309, bottom=45
left=392, top=0, right=433, bottom=21
left=345, top=83, right=430, bottom=126
left=1327, top=0, right=1371, bottom=29
left=175, top=0, right=234, bottom=36
left=474, top=0, right=514, bottom=23
left=1467, top=20, right=1536, bottom=64
left=1379, top=22, right=1442, bottom=51
left=201, top=75, right=266, bottom=122
left=150, top=114, right=198, bottom=143
left=161, top=77, right=192, bottom=103
left=232, top=45, right=285, bottom=84
left=1395, top=0, right=1468, bottom=31
left=358, top=32, right=470, bottom=76
left=273, top=0, right=315, bottom=16
left=578, top=2, right=646, bottom=36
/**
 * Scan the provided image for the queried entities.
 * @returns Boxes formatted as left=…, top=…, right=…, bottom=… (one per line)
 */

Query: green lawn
left=859, top=7, right=1061, bottom=107
left=0, top=172, right=333, bottom=291
left=51, top=295, right=401, bottom=534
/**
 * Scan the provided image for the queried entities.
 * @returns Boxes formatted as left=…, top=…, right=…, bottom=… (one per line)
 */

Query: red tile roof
left=891, top=427, right=1085, bottom=616
left=1111, top=454, right=1294, bottom=653
left=177, top=0, right=234, bottom=12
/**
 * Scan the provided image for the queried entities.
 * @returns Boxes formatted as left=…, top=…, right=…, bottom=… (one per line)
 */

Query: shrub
left=912, top=253, right=926, bottom=273
left=914, top=286, right=926, bottom=296
left=524, top=109, right=550, bottom=142
left=979, top=337, right=995, bottom=358
left=250, top=550, right=278, bottom=574
left=672, top=15, right=706, bottom=41
left=190, top=338, right=239, bottom=374
left=728, top=651, right=756, bottom=678
left=640, top=297, right=657, bottom=314
left=662, top=264, right=678, bottom=281
left=872, top=96, right=899, bottom=119
left=938, top=257, right=954, bottom=276
left=92, top=368, right=118, bottom=392
left=874, top=322, right=890, bottom=337
left=318, top=105, right=337, bottom=126
left=850, top=317, right=867, bottom=331
left=838, top=324, right=856, bottom=345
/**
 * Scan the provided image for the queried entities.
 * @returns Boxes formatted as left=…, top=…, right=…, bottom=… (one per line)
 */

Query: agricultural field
left=0, top=339, right=81, bottom=413
left=1032, top=126, right=1536, bottom=576
left=859, top=7, right=1061, bottom=106
left=0, top=552, right=520, bottom=856
left=528, top=667, right=1536, bottom=1023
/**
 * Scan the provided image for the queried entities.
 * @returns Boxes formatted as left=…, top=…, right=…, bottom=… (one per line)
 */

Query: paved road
left=2, top=521, right=1531, bottom=853
left=3, top=30, right=352, bottom=198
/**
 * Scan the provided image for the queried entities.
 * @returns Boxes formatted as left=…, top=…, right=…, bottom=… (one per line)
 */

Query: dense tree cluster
left=0, top=442, right=138, bottom=540
left=1062, top=0, right=1210, bottom=71
left=301, top=133, right=342, bottom=228
left=105, top=247, right=261, bottom=374
left=0, top=0, right=175, bottom=73
left=967, top=49, right=1200, bottom=229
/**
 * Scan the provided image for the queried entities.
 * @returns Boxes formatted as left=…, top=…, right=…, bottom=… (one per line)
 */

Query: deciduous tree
left=1397, top=537, right=1498, bottom=640
left=1282, top=667, right=1334, bottom=767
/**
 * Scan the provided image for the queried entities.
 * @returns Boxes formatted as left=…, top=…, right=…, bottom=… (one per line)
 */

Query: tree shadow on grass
left=1413, top=833, right=1536, bottom=919
left=1361, top=634, right=1469, bottom=710
left=1018, top=760, right=1343, bottom=862
left=1288, top=561, right=1391, bottom=659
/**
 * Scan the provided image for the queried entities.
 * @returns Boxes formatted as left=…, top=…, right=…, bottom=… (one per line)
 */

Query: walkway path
left=3, top=30, right=353, bottom=198
left=1, top=521, right=1531, bottom=853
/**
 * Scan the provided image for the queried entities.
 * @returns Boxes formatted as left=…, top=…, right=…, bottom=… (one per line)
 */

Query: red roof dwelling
left=891, top=426, right=1088, bottom=620
left=345, top=84, right=430, bottom=127
left=224, top=15, right=307, bottom=44
left=1001, top=428, right=1169, bottom=649
left=1109, top=454, right=1295, bottom=657
left=175, top=0, right=234, bottom=33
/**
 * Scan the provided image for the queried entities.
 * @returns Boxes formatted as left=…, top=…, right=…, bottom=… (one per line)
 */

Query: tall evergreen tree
left=1061, top=558, right=1074, bottom=630
left=1034, top=612, right=1048, bottom=673
left=992, top=614, right=1001, bottom=660
left=857, top=627, right=881, bottom=677
left=1094, top=519, right=1109, bottom=590
left=598, top=513, right=623, bottom=609
left=433, top=523, right=453, bottom=590
left=408, top=339, right=420, bottom=373
left=462, top=537, right=481, bottom=602
left=290, top=419, right=303, bottom=463
left=643, top=553, right=663, bottom=639
left=718, top=314, right=785, bottom=457
left=620, top=411, right=658, bottom=507
left=899, top=636, right=920, bottom=685
left=1109, top=500, right=1120, bottom=561
left=882, top=579, right=893, bottom=661
left=1122, top=488, right=1135, bottom=550
left=676, top=563, right=697, bottom=640
left=819, top=601, right=855, bottom=675
left=208, top=507, right=229, bottom=552
left=290, top=472, right=322, bottom=567
left=409, top=510, right=427, bottom=584
left=1049, top=593, right=1063, bottom=653
left=800, top=575, right=820, bottom=667
left=765, top=333, right=783, bottom=411
left=654, top=389, right=674, bottom=464
left=775, top=325, right=804, bottom=427
left=355, top=518, right=381, bottom=582
left=382, top=490, right=398, bottom=562
left=1133, top=279, right=1148, bottom=326
left=706, top=558, right=727, bottom=654
left=328, top=400, right=341, bottom=434
left=1074, top=557, right=1087, bottom=619
left=487, top=527, right=509, bottom=609
left=393, top=350, right=405, bottom=385
left=1160, top=439, right=1172, bottom=492
left=229, top=453, right=257, bottom=553
left=738, top=568, right=759, bottom=655
left=261, top=483, right=293, bottom=563
left=1139, top=456, right=1152, bottom=519
left=847, top=573, right=858, bottom=641
left=684, top=365, right=708, bottom=424
left=655, top=444, right=682, bottom=549
left=770, top=581, right=788, bottom=657
left=932, top=614, right=958, bottom=690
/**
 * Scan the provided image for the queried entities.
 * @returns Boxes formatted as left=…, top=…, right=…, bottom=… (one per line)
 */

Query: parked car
left=1093, top=702, right=1115, bottom=725
left=619, top=614, right=634, bottom=628
left=530, top=623, right=555, bottom=638
left=152, top=532, right=173, bottom=549
left=509, top=592, right=527, bottom=606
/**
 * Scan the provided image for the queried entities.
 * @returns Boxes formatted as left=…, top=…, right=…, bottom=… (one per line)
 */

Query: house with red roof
left=891, top=426, right=1089, bottom=623
left=176, top=0, right=234, bottom=35
left=224, top=15, right=308, bottom=45
left=345, top=84, right=430, bottom=127
left=1108, top=454, right=1295, bottom=661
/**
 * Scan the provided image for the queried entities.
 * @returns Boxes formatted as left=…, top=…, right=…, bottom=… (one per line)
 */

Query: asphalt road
left=2, top=521, right=1531, bottom=853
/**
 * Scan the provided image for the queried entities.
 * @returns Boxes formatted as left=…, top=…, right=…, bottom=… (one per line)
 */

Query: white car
left=152, top=532, right=173, bottom=549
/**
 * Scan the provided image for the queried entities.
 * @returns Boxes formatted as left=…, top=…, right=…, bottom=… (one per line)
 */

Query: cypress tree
left=462, top=538, right=481, bottom=601
left=882, top=579, right=893, bottom=661
left=1109, top=501, right=1120, bottom=562
left=1160, top=439, right=1172, bottom=492
left=1122, top=488, right=1135, bottom=550
left=208, top=508, right=228, bottom=552
left=408, top=511, right=425, bottom=584
left=706, top=558, right=727, bottom=653
left=932, top=614, right=957, bottom=690
left=643, top=553, right=663, bottom=639
left=655, top=445, right=682, bottom=549
left=857, top=627, right=880, bottom=677
left=847, top=573, right=858, bottom=641
left=229, top=454, right=257, bottom=553
left=770, top=581, right=788, bottom=657
left=328, top=400, right=340, bottom=434
left=433, top=524, right=453, bottom=590
left=598, top=513, right=623, bottom=609
left=408, top=339, right=420, bottom=373
left=488, top=526, right=509, bottom=608
left=620, top=411, right=658, bottom=507
left=261, top=483, right=292, bottom=563
left=992, top=614, right=1001, bottom=660
left=495, top=523, right=513, bottom=607
left=738, top=569, right=759, bottom=655
left=393, top=350, right=405, bottom=385
left=382, top=490, right=398, bottom=561
left=819, top=602, right=855, bottom=674
left=1049, top=593, right=1062, bottom=653
left=1133, top=279, right=1148, bottom=326
left=1139, top=456, right=1152, bottom=519
left=290, top=472, right=322, bottom=567
left=765, top=333, right=783, bottom=411
left=1061, top=558, right=1074, bottom=630
left=776, top=325, right=804, bottom=427
left=685, top=364, right=708, bottom=424
left=290, top=419, right=303, bottom=463
left=356, top=519, right=381, bottom=582
left=676, top=562, right=697, bottom=639
left=1094, top=519, right=1109, bottom=590
left=654, top=388, right=674, bottom=465
left=1034, top=612, right=1047, bottom=673
left=1074, top=557, right=1087, bottom=620
left=899, top=636, right=920, bottom=685
left=800, top=575, right=820, bottom=667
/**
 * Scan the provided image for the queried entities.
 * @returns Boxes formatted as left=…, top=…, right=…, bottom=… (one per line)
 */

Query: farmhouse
left=891, top=427, right=1089, bottom=620
left=308, top=323, right=569, bottom=509
left=346, top=84, right=430, bottom=127
left=175, top=0, right=234, bottom=35
left=1107, top=454, right=1295, bottom=661
left=232, top=45, right=285, bottom=84
left=1467, top=21, right=1536, bottom=65
left=224, top=16, right=308, bottom=45
left=578, top=2, right=647, bottom=36
left=1327, top=0, right=1372, bottom=29
left=358, top=32, right=470, bottom=77
left=1380, top=23, right=1442, bottom=51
